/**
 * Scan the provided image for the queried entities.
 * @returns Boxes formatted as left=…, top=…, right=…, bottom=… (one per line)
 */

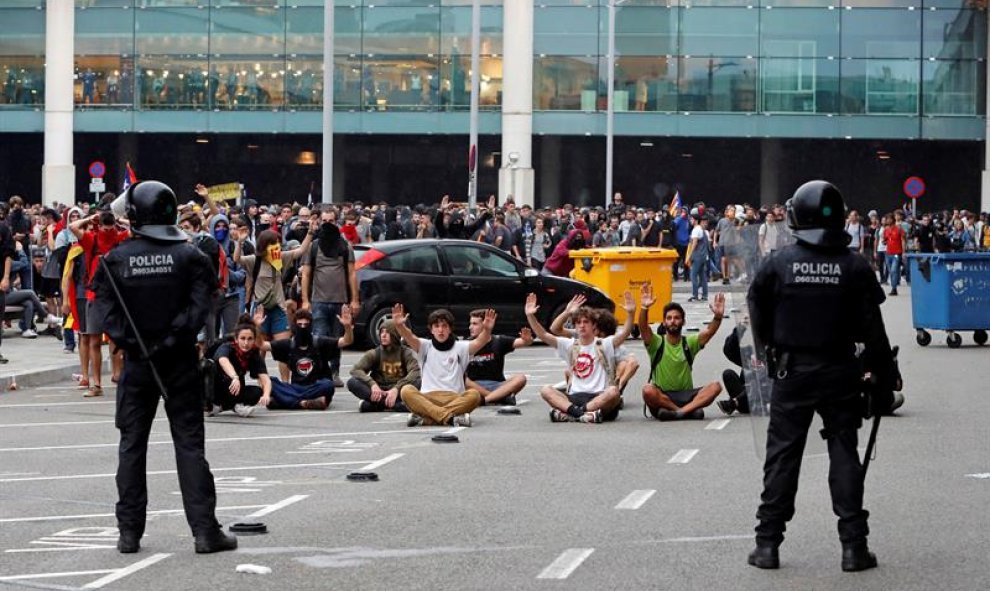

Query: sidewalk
left=0, top=328, right=107, bottom=390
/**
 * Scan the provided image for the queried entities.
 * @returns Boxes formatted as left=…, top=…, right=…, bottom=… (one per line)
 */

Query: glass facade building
left=1, top=1, right=988, bottom=211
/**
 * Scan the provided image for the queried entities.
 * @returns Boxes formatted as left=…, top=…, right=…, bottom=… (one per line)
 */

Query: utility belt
left=768, top=346, right=856, bottom=379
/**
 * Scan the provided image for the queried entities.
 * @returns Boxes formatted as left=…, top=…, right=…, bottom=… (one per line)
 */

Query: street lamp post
left=467, top=0, right=481, bottom=210
left=605, top=0, right=626, bottom=209
left=321, top=0, right=335, bottom=204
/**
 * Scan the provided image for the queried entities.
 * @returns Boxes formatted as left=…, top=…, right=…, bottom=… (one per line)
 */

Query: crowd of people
left=0, top=187, right=985, bottom=395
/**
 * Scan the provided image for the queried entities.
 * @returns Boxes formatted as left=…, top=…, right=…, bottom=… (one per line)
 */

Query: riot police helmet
left=785, top=180, right=851, bottom=248
left=123, top=180, right=186, bottom=242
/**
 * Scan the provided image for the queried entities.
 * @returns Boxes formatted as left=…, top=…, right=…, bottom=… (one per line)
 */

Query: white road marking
left=0, top=400, right=116, bottom=408
left=33, top=393, right=70, bottom=398
left=443, top=426, right=466, bottom=435
left=0, top=427, right=448, bottom=453
left=0, top=568, right=116, bottom=581
left=359, top=453, right=405, bottom=471
left=81, top=553, right=171, bottom=589
left=1, top=504, right=270, bottom=525
left=614, top=489, right=656, bottom=510
left=0, top=459, right=378, bottom=484
left=536, top=548, right=594, bottom=579
left=668, top=449, right=700, bottom=464
left=245, top=495, right=308, bottom=518
left=705, top=419, right=731, bottom=430
left=0, top=409, right=359, bottom=429
left=965, top=473, right=990, bottom=479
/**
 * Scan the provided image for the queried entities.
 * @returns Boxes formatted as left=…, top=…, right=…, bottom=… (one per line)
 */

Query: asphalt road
left=0, top=290, right=988, bottom=591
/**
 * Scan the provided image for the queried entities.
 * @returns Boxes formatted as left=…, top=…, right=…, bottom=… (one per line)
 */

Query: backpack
left=194, top=234, right=226, bottom=290
left=567, top=339, right=616, bottom=389
left=649, top=335, right=694, bottom=382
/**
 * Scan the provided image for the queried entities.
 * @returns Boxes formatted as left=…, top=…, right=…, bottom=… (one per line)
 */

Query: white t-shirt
left=555, top=336, right=616, bottom=395
left=690, top=225, right=706, bottom=241
left=416, top=338, right=471, bottom=393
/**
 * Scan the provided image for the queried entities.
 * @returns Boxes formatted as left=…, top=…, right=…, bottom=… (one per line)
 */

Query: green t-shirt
left=645, top=333, right=703, bottom=391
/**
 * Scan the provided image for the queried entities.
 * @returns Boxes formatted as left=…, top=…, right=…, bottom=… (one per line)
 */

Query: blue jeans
left=311, top=301, right=344, bottom=373
left=270, top=378, right=334, bottom=409
left=64, top=327, right=76, bottom=351
left=885, top=254, right=901, bottom=291
left=690, top=259, right=709, bottom=299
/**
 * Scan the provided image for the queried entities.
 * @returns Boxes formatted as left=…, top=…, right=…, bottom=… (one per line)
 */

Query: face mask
left=214, top=227, right=229, bottom=242
left=257, top=223, right=271, bottom=233
left=265, top=244, right=283, bottom=272
left=293, top=323, right=312, bottom=348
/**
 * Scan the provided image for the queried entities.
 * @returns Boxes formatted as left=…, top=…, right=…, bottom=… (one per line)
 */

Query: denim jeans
left=885, top=254, right=901, bottom=291
left=690, top=259, right=709, bottom=299
left=270, top=378, right=334, bottom=409
left=311, top=301, right=343, bottom=373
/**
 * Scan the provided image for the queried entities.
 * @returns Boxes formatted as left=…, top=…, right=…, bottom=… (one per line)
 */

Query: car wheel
left=366, top=307, right=392, bottom=347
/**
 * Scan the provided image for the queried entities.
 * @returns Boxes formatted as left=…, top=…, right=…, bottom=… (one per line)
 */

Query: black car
left=352, top=239, right=614, bottom=346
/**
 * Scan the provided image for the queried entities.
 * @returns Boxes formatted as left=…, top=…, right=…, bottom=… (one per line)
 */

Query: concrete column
left=498, top=0, right=534, bottom=207
left=42, top=0, right=75, bottom=207
left=760, top=138, right=783, bottom=206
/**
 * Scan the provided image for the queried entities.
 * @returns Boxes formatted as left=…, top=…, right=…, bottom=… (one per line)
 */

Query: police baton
left=861, top=414, right=880, bottom=480
left=98, top=257, right=170, bottom=402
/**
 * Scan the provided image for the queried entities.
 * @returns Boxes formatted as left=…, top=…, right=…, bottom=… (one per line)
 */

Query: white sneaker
left=233, top=403, right=256, bottom=418
left=21, top=329, right=38, bottom=339
left=205, top=404, right=221, bottom=417
left=45, top=314, right=62, bottom=325
left=452, top=413, right=472, bottom=427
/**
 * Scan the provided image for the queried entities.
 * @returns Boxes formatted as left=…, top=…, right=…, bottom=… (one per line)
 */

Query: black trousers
left=347, top=377, right=409, bottom=412
left=756, top=362, right=869, bottom=547
left=115, top=348, right=220, bottom=537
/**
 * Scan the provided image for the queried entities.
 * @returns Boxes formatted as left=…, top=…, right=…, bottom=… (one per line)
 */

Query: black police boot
left=747, top=545, right=780, bottom=569
left=117, top=531, right=141, bottom=554
left=194, top=528, right=238, bottom=554
left=841, top=542, right=877, bottom=572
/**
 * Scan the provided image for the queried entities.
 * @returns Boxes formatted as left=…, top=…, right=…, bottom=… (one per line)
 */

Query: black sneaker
left=406, top=413, right=424, bottom=427
left=841, top=543, right=877, bottom=572
left=117, top=531, right=141, bottom=554
left=359, top=400, right=377, bottom=413
left=0, top=354, right=7, bottom=364
left=747, top=545, right=779, bottom=569
left=717, top=399, right=737, bottom=416
left=493, top=394, right=517, bottom=406
left=194, top=529, right=238, bottom=554
left=722, top=369, right=745, bottom=398
left=656, top=409, right=680, bottom=421
left=549, top=409, right=573, bottom=423
left=332, top=372, right=344, bottom=388
left=722, top=279, right=731, bottom=285
left=685, top=408, right=704, bottom=420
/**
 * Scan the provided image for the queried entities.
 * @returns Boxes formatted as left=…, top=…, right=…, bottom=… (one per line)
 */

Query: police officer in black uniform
left=746, top=181, right=901, bottom=572
left=91, top=181, right=237, bottom=555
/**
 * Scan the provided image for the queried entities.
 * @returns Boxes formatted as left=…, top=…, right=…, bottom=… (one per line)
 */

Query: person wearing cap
left=89, top=180, right=238, bottom=555
left=746, top=180, right=901, bottom=572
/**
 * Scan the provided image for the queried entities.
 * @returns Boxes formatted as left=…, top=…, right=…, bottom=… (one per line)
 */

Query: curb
left=2, top=358, right=111, bottom=390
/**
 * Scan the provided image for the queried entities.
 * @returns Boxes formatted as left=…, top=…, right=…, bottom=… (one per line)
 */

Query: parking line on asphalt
left=536, top=548, right=594, bottom=579
left=246, top=495, right=308, bottom=518
left=0, top=427, right=449, bottom=453
left=0, top=400, right=116, bottom=408
left=0, top=459, right=381, bottom=484
left=705, top=419, right=731, bottom=430
left=614, top=489, right=656, bottom=510
left=668, top=449, right=699, bottom=464
left=359, top=453, right=405, bottom=472
left=0, top=568, right=117, bottom=581
left=82, top=553, right=171, bottom=589
left=1, top=504, right=269, bottom=525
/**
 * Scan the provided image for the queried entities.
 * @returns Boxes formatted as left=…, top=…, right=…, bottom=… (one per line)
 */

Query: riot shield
left=727, top=223, right=773, bottom=459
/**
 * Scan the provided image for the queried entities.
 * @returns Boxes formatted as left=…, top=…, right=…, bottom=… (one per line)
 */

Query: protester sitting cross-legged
left=525, top=291, right=636, bottom=424
left=348, top=321, right=421, bottom=413
left=392, top=303, right=495, bottom=427
left=211, top=315, right=271, bottom=417
left=465, top=310, right=534, bottom=406
left=549, top=294, right=640, bottom=398
left=254, top=306, right=352, bottom=411
left=639, top=284, right=725, bottom=421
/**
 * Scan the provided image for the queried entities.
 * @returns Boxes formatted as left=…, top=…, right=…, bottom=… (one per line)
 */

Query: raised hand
left=640, top=282, right=655, bottom=309
left=487, top=194, right=496, bottom=210
left=252, top=305, right=266, bottom=327
left=441, top=194, right=450, bottom=210
left=524, top=293, right=540, bottom=316
left=710, top=292, right=726, bottom=317
left=337, top=304, right=353, bottom=328
left=519, top=327, right=534, bottom=345
left=622, top=290, right=636, bottom=313
left=391, top=302, right=408, bottom=326
left=565, top=294, right=586, bottom=315
left=483, top=308, right=497, bottom=331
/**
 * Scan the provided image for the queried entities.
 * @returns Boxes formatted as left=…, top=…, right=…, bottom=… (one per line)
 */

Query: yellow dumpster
left=568, top=247, right=678, bottom=325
